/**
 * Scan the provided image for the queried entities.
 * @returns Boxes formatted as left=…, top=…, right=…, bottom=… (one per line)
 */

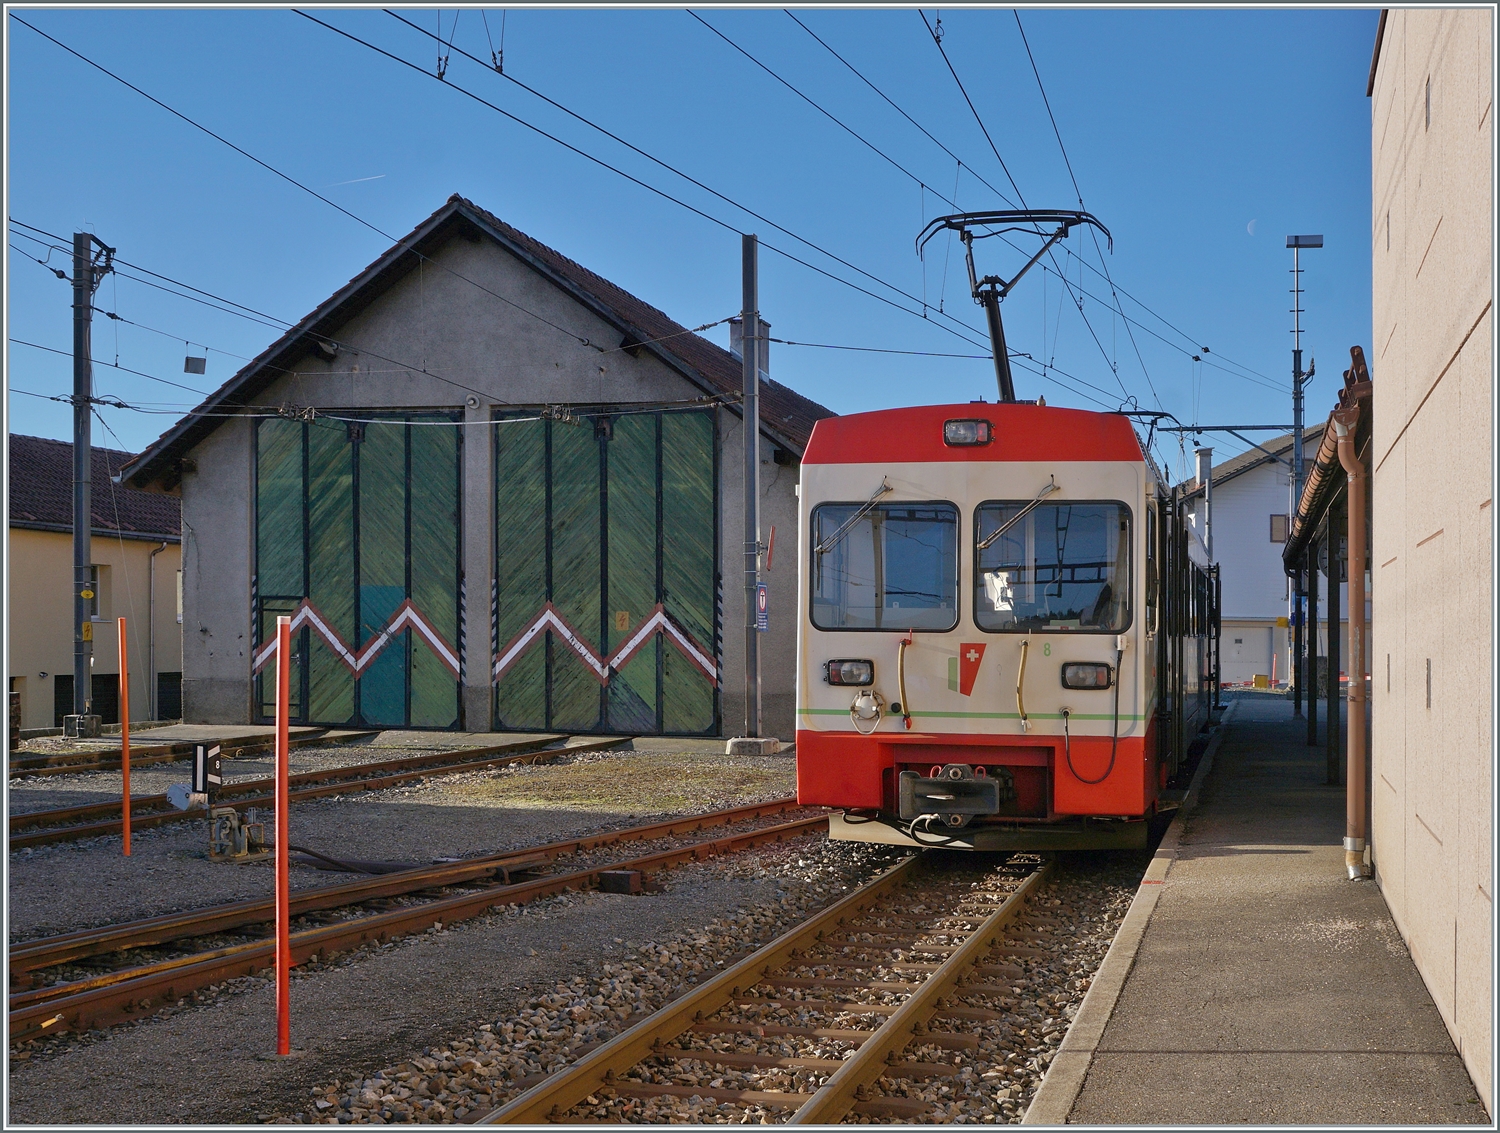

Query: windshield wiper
left=815, top=478, right=894, bottom=556
left=977, top=476, right=1061, bottom=551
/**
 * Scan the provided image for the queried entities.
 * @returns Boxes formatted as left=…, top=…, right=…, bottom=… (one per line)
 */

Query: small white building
left=1180, top=424, right=1345, bottom=687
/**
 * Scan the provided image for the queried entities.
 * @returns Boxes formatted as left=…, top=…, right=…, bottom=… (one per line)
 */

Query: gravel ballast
left=8, top=746, right=796, bottom=942
left=9, top=736, right=1150, bottom=1126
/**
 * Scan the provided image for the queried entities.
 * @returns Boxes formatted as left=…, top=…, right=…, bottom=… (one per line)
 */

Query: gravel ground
left=8, top=747, right=796, bottom=942
left=262, top=849, right=1146, bottom=1126
left=5, top=830, right=893, bottom=1126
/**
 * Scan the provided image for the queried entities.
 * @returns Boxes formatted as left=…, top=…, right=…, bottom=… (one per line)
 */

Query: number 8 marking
left=1043, top=642, right=1052, bottom=656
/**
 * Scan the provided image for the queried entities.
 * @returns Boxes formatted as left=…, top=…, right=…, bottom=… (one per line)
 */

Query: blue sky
left=6, top=6, right=1379, bottom=478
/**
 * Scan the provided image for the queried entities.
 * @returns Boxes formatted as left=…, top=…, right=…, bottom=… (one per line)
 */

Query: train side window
left=974, top=500, right=1131, bottom=633
left=810, top=501, right=959, bottom=631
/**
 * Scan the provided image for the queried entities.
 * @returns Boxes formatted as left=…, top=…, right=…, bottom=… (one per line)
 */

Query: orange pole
left=118, top=617, right=131, bottom=856
left=275, top=614, right=291, bottom=1055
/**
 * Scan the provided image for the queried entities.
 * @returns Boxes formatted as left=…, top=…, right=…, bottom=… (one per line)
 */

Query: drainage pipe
left=1332, top=405, right=1368, bottom=880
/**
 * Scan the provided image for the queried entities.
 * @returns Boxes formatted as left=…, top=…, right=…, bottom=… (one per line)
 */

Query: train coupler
left=898, top=764, right=1011, bottom=828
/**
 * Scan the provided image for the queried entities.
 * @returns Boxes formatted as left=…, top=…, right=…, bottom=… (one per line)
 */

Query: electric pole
left=741, top=234, right=762, bottom=740
left=69, top=231, right=114, bottom=737
left=1286, top=234, right=1321, bottom=715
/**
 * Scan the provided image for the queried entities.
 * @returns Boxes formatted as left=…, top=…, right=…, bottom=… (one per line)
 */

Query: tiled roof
left=122, top=195, right=835, bottom=491
left=8, top=434, right=181, bottom=541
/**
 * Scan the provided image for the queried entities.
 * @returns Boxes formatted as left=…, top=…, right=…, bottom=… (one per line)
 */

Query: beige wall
left=1369, top=7, right=1493, bottom=1112
left=6, top=527, right=182, bottom=729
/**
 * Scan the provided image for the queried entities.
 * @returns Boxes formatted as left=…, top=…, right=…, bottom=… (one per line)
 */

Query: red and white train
left=795, top=402, right=1218, bottom=850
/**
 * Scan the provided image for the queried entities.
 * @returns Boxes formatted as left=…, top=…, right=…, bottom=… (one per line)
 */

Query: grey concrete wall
left=178, top=229, right=803, bottom=736
left=179, top=416, right=255, bottom=723
left=1369, top=8, right=1492, bottom=1113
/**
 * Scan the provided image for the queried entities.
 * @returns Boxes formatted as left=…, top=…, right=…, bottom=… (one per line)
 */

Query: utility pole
left=741, top=234, right=762, bottom=741
left=1286, top=234, right=1321, bottom=711
left=68, top=231, right=114, bottom=738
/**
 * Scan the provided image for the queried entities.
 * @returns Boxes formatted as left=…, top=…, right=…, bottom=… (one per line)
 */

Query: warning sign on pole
left=755, top=583, right=768, bottom=632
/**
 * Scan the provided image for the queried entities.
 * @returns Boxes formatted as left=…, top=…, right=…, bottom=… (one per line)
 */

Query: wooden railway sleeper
left=483, top=858, right=1051, bottom=1126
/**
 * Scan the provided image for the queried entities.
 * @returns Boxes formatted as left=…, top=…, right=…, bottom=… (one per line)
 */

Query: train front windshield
left=975, top=502, right=1131, bottom=633
left=811, top=502, right=959, bottom=631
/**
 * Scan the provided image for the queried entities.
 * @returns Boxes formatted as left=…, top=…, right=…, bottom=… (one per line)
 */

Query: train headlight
left=825, top=659, right=874, bottom=686
left=1061, top=662, right=1114, bottom=690
left=943, top=418, right=992, bottom=446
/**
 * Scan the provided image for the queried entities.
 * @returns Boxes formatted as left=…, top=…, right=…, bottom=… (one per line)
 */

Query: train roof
left=802, top=403, right=1146, bottom=465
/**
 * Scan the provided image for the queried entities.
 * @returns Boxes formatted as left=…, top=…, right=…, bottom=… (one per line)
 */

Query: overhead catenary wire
left=10, top=15, right=611, bottom=360
left=1013, top=11, right=1163, bottom=410
left=10, top=220, right=532, bottom=411
left=776, top=17, right=1276, bottom=396
left=10, top=338, right=210, bottom=397
left=380, top=9, right=995, bottom=353
left=783, top=10, right=1018, bottom=211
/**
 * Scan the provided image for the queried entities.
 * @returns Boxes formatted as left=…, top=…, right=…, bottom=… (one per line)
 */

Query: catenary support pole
left=275, top=614, right=292, bottom=1054
left=741, top=234, right=761, bottom=739
left=72, top=233, right=94, bottom=723
left=118, top=617, right=131, bottom=856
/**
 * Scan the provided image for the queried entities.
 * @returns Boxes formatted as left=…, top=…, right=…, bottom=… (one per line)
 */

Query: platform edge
left=1021, top=698, right=1238, bottom=1125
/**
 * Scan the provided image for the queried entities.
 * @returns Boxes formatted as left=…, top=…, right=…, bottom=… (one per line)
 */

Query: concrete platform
left=1027, top=693, right=1488, bottom=1126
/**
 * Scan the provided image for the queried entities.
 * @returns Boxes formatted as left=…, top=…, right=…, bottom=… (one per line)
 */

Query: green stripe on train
left=797, top=707, right=1149, bottom=721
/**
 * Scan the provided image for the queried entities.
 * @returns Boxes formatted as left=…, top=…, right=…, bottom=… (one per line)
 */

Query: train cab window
left=974, top=501, right=1131, bottom=633
left=810, top=502, right=959, bottom=631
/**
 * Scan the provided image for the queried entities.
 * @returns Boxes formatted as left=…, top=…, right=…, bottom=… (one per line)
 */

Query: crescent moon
left=1247, top=219, right=1257, bottom=236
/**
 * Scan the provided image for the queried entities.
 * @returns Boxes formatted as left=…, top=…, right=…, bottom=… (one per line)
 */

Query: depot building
left=122, top=195, right=832, bottom=739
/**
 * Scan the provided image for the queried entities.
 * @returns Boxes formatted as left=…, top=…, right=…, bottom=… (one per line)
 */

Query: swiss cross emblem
left=958, top=643, right=986, bottom=697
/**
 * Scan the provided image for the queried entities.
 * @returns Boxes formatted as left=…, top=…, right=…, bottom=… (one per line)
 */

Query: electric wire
left=11, top=221, right=532, bottom=410
left=777, top=17, right=1275, bottom=394
left=917, top=9, right=1140, bottom=406
left=382, top=9, right=991, bottom=351
left=1013, top=12, right=1162, bottom=409
left=783, top=11, right=1018, bottom=209
left=10, top=15, right=608, bottom=357
left=10, top=338, right=210, bottom=397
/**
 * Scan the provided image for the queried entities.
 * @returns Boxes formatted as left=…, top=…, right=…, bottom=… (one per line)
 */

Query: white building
left=1181, top=424, right=1347, bottom=687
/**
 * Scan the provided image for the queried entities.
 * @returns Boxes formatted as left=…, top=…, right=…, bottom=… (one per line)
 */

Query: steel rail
left=9, top=736, right=618, bottom=849
left=8, top=727, right=376, bottom=777
left=8, top=813, right=828, bottom=1040
left=9, top=798, right=807, bottom=975
left=482, top=856, right=1050, bottom=1125
left=788, top=862, right=1050, bottom=1122
left=10, top=734, right=572, bottom=829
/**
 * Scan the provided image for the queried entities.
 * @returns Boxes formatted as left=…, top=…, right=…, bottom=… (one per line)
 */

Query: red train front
left=795, top=402, right=1214, bottom=850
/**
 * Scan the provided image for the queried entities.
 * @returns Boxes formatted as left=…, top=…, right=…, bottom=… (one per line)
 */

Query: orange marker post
left=274, top=614, right=292, bottom=1056
left=118, top=617, right=131, bottom=856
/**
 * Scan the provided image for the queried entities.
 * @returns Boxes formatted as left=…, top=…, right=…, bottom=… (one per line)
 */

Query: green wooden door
left=492, top=408, right=719, bottom=735
left=254, top=414, right=462, bottom=729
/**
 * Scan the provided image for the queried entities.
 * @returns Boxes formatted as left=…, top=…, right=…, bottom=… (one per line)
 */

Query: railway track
left=8, top=727, right=377, bottom=778
left=8, top=799, right=828, bottom=1041
left=8, top=734, right=613, bottom=849
left=480, top=852, right=1052, bottom=1125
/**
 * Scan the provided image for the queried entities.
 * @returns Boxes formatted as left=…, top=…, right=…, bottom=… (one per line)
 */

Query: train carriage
left=795, top=401, right=1217, bottom=851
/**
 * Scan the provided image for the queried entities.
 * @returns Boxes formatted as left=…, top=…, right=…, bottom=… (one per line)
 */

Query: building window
left=1269, top=515, right=1289, bottom=543
left=176, top=569, right=184, bottom=624
left=87, top=565, right=100, bottom=617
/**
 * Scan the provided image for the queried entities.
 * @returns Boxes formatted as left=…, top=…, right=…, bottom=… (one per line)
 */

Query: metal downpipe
left=1332, top=407, right=1368, bottom=880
